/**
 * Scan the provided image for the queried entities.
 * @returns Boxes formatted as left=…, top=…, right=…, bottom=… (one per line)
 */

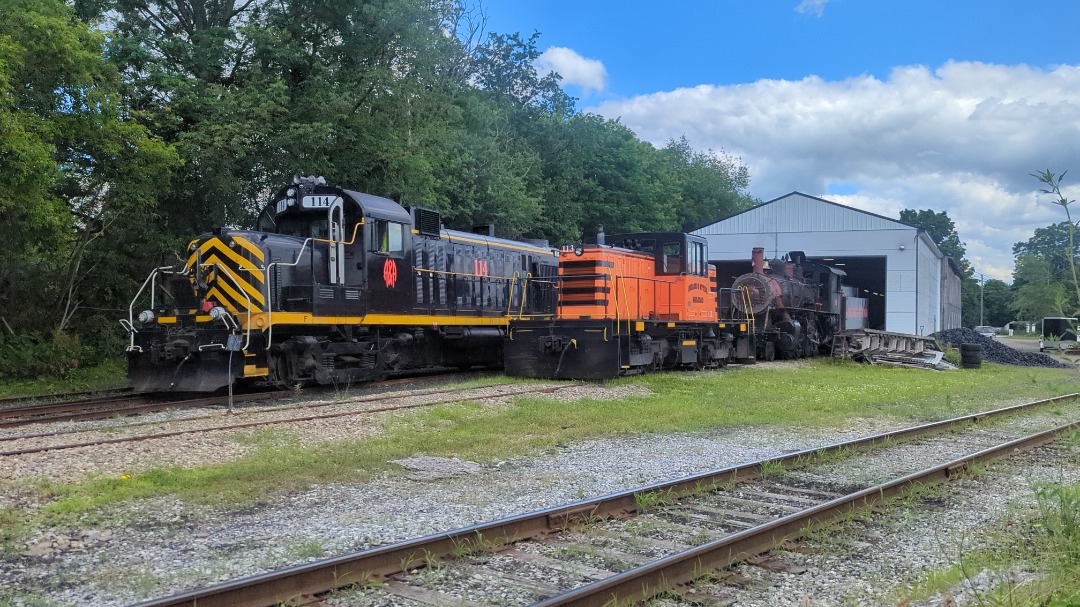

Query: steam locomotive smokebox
left=959, top=343, right=982, bottom=369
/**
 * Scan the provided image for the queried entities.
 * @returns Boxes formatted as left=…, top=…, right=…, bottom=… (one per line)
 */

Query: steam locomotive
left=122, top=176, right=559, bottom=392
left=503, top=238, right=867, bottom=380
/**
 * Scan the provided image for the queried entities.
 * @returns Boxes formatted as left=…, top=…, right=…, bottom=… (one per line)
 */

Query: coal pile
left=933, top=328, right=1073, bottom=369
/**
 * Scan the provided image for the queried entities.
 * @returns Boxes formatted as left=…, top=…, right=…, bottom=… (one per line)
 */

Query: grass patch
left=0, top=357, right=127, bottom=399
left=7, top=360, right=1080, bottom=541
left=899, top=480, right=1080, bottom=606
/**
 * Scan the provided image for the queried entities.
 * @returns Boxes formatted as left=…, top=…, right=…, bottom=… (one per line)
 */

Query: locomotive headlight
left=137, top=310, right=155, bottom=324
left=574, top=247, right=584, bottom=256
left=286, top=187, right=297, bottom=198
left=208, top=306, right=228, bottom=320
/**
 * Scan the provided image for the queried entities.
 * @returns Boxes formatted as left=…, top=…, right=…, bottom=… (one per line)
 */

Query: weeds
left=758, top=459, right=786, bottom=479
left=634, top=489, right=677, bottom=512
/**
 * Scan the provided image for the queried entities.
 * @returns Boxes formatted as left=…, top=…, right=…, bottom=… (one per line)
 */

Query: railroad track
left=131, top=393, right=1080, bottom=607
left=0, top=370, right=490, bottom=431
left=0, top=391, right=287, bottom=429
left=0, top=387, right=133, bottom=408
left=0, top=382, right=578, bottom=457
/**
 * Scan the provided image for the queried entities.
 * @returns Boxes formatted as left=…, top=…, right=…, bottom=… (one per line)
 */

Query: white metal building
left=692, top=192, right=963, bottom=336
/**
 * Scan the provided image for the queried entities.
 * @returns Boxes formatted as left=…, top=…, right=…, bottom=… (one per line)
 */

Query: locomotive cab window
left=373, top=220, right=404, bottom=255
left=272, top=215, right=329, bottom=239
left=662, top=241, right=682, bottom=274
left=688, top=241, right=707, bottom=276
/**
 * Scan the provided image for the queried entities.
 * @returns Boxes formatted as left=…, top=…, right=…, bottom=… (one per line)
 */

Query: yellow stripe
left=198, top=239, right=264, bottom=283
left=446, top=233, right=554, bottom=255
left=682, top=340, right=697, bottom=346
left=243, top=365, right=269, bottom=377
left=251, top=312, right=512, bottom=328
left=217, top=275, right=264, bottom=310
left=232, top=236, right=265, bottom=262
left=201, top=254, right=266, bottom=305
left=205, top=286, right=242, bottom=315
left=206, top=277, right=265, bottom=315
left=157, top=317, right=177, bottom=325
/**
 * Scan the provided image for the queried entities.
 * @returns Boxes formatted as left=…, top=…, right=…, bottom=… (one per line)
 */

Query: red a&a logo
left=383, top=258, right=398, bottom=288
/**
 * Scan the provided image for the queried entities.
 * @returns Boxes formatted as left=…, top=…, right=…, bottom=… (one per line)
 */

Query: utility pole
left=979, top=273, right=985, bottom=326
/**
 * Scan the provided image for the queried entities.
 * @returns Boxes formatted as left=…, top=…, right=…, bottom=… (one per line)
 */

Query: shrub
left=0, top=331, right=82, bottom=379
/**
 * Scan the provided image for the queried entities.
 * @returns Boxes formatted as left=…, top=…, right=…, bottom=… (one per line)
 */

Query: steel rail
left=0, top=394, right=148, bottom=420
left=0, top=371, right=471, bottom=428
left=1, top=384, right=574, bottom=457
left=532, top=415, right=1080, bottom=606
left=0, top=378, right=511, bottom=445
left=0, top=387, right=133, bottom=409
left=0, top=392, right=287, bottom=430
left=130, top=392, right=1078, bottom=607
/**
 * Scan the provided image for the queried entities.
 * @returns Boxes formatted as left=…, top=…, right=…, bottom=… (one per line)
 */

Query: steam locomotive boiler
left=729, top=247, right=860, bottom=361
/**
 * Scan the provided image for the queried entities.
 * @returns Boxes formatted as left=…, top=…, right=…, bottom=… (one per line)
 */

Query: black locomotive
left=123, top=176, right=559, bottom=392
left=726, top=247, right=867, bottom=361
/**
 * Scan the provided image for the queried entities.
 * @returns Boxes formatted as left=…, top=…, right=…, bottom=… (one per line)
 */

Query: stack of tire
left=959, top=343, right=983, bottom=369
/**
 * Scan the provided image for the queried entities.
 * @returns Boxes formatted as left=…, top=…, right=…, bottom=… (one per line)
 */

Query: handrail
left=122, top=265, right=175, bottom=349
left=256, top=221, right=365, bottom=350
left=123, top=263, right=254, bottom=352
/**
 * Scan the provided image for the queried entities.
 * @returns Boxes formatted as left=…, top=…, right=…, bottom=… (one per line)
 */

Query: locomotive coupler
left=539, top=335, right=575, bottom=353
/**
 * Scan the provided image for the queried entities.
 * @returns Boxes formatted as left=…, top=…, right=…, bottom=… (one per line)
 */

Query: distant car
left=975, top=326, right=996, bottom=338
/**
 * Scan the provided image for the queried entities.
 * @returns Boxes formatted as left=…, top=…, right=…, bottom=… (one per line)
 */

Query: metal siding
left=916, top=238, right=942, bottom=335
left=940, top=259, right=962, bottom=329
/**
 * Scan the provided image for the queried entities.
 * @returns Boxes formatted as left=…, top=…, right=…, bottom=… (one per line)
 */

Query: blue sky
left=481, top=0, right=1080, bottom=281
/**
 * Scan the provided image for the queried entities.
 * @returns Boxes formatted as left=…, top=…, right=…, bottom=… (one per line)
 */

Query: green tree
left=898, top=208, right=972, bottom=277
left=1010, top=254, right=1070, bottom=320
left=472, top=31, right=574, bottom=117
left=661, top=136, right=755, bottom=231
left=981, top=278, right=1012, bottom=327
left=0, top=0, right=176, bottom=339
left=1012, top=221, right=1078, bottom=285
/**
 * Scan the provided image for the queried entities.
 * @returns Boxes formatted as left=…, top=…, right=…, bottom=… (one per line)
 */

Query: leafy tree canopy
left=899, top=208, right=972, bottom=277
left=0, top=0, right=177, bottom=339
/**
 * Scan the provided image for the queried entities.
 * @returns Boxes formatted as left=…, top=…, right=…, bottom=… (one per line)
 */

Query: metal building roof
left=692, top=192, right=916, bottom=234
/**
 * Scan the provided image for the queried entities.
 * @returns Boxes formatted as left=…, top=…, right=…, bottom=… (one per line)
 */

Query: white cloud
left=795, top=0, right=829, bottom=17
left=587, top=61, right=1080, bottom=281
left=536, top=46, right=608, bottom=94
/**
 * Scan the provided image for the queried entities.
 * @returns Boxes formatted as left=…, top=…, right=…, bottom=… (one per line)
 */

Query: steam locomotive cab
left=124, top=176, right=558, bottom=392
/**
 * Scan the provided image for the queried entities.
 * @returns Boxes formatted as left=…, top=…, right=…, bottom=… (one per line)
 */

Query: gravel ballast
left=1, top=377, right=1079, bottom=606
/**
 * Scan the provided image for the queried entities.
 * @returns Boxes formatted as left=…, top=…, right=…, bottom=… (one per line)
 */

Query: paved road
left=998, top=335, right=1077, bottom=364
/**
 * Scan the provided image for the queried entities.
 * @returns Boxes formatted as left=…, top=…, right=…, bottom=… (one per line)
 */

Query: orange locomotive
left=504, top=232, right=753, bottom=379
